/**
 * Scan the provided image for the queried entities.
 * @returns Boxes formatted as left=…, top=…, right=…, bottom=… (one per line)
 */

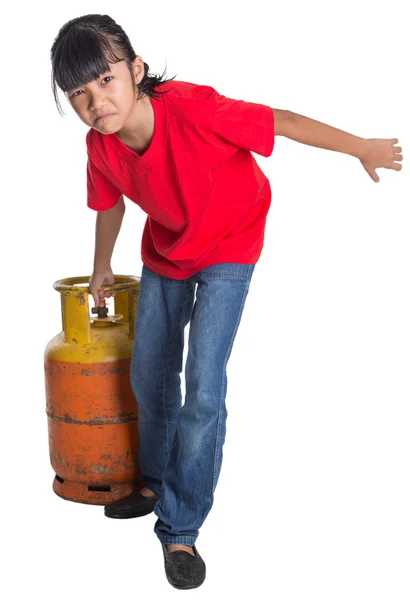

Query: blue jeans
left=130, top=261, right=256, bottom=546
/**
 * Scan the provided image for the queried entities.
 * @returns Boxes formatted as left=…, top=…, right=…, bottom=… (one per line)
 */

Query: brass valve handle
left=91, top=305, right=109, bottom=318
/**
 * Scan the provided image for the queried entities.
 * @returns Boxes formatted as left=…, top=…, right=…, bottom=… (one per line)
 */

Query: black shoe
left=104, top=488, right=160, bottom=519
left=161, top=543, right=206, bottom=589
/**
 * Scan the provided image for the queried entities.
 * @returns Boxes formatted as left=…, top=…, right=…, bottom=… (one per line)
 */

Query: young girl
left=50, top=13, right=402, bottom=590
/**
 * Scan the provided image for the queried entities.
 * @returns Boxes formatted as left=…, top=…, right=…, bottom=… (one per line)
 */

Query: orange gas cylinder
left=44, top=275, right=142, bottom=505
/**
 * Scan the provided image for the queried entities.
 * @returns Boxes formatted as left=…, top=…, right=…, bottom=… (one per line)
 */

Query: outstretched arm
left=273, top=109, right=403, bottom=183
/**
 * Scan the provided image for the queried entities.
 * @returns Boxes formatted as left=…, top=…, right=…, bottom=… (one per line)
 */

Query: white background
left=1, top=0, right=409, bottom=598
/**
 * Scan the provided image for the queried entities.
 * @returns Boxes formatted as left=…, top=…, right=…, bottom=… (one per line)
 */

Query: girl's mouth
left=96, top=113, right=116, bottom=121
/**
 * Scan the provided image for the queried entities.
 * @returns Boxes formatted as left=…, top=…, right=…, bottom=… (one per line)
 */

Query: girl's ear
left=132, top=55, right=145, bottom=85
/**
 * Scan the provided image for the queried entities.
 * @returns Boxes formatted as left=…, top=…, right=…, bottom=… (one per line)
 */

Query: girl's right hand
left=89, top=266, right=115, bottom=307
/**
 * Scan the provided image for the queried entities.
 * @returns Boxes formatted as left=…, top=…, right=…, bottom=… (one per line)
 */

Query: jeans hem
left=156, top=535, right=197, bottom=546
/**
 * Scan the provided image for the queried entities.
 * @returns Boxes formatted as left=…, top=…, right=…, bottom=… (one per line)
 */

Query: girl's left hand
left=360, top=138, right=403, bottom=183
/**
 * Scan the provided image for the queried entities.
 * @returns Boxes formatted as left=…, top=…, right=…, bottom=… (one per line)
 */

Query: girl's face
left=65, top=56, right=144, bottom=133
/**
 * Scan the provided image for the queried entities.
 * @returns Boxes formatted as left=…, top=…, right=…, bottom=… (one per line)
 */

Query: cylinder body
left=44, top=277, right=141, bottom=505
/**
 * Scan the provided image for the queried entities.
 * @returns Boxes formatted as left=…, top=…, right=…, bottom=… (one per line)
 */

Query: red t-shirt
left=86, top=80, right=275, bottom=279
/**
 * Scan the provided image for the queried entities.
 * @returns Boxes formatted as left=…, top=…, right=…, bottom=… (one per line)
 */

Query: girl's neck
left=115, top=95, right=154, bottom=155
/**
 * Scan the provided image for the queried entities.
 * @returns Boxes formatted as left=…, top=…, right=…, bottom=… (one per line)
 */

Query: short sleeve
left=86, top=153, right=123, bottom=211
left=203, top=87, right=275, bottom=157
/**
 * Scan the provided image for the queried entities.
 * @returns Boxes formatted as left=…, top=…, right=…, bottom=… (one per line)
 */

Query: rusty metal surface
left=45, top=357, right=141, bottom=504
left=44, top=273, right=142, bottom=505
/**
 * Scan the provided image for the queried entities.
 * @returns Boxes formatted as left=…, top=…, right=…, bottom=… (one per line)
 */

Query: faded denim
left=130, top=261, right=256, bottom=546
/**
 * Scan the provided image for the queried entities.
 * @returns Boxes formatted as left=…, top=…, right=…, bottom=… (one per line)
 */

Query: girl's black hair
left=50, top=14, right=176, bottom=116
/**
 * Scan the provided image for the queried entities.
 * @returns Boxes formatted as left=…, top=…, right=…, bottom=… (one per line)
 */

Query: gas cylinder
left=44, top=274, right=142, bottom=505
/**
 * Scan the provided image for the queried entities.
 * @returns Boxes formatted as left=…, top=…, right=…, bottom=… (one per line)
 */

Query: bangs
left=53, top=29, right=124, bottom=94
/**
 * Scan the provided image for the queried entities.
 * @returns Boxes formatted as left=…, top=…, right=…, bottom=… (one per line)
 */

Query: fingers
left=367, top=167, right=380, bottom=183
left=97, top=289, right=106, bottom=307
left=93, top=295, right=107, bottom=308
left=390, top=138, right=403, bottom=169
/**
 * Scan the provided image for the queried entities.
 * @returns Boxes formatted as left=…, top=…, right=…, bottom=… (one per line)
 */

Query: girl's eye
left=70, top=76, right=113, bottom=98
